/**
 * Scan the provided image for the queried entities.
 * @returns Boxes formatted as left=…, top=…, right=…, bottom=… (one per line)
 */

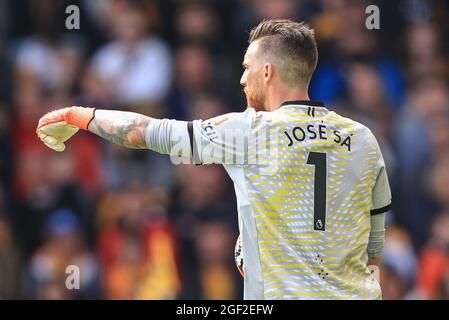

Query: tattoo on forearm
left=88, top=110, right=151, bottom=149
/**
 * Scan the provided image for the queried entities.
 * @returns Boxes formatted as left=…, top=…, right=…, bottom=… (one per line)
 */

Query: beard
left=244, top=83, right=266, bottom=112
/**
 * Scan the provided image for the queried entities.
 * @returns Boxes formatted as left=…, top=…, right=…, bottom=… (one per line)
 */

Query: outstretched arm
left=36, top=107, right=154, bottom=152
left=37, top=106, right=254, bottom=164
left=87, top=110, right=152, bottom=149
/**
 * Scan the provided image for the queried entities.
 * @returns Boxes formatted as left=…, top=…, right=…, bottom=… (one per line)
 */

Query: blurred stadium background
left=0, top=0, right=449, bottom=300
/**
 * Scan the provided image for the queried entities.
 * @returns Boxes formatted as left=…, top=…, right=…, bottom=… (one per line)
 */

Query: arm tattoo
left=88, top=110, right=151, bottom=149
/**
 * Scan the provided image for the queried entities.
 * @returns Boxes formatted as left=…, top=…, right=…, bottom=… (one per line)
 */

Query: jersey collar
left=280, top=100, right=325, bottom=108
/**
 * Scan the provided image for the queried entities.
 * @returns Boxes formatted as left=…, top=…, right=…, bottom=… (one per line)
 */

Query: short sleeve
left=188, top=108, right=256, bottom=165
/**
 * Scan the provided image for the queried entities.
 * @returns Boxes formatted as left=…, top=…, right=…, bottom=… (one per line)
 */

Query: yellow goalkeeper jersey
left=168, top=100, right=392, bottom=299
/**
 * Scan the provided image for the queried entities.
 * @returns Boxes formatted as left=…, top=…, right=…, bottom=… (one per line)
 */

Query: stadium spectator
left=192, top=219, right=242, bottom=299
left=89, top=0, right=171, bottom=106
left=97, top=183, right=180, bottom=299
left=404, top=23, right=449, bottom=83
left=394, top=78, right=449, bottom=250
left=168, top=165, right=238, bottom=298
left=167, top=43, right=215, bottom=119
left=22, top=209, right=102, bottom=299
left=416, top=213, right=449, bottom=299
left=309, top=0, right=405, bottom=108
left=381, top=227, right=417, bottom=299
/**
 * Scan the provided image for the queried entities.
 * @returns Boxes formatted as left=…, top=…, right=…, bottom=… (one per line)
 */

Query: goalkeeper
left=37, top=19, right=390, bottom=300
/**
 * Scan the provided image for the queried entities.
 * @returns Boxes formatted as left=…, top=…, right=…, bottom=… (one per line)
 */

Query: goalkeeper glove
left=36, top=107, right=95, bottom=152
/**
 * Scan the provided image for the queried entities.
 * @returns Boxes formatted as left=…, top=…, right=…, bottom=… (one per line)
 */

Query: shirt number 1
left=307, top=152, right=327, bottom=231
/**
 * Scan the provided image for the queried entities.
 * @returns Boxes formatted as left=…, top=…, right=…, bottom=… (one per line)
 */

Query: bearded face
left=241, top=41, right=268, bottom=112
left=243, top=69, right=267, bottom=112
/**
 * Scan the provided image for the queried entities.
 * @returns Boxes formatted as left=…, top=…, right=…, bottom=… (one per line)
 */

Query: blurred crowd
left=0, top=0, right=449, bottom=300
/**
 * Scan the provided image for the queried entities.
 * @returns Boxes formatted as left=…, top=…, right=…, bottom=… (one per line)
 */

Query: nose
left=240, top=70, right=247, bottom=87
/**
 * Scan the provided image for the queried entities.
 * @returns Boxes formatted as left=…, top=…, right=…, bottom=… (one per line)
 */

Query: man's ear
left=263, top=63, right=273, bottom=83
